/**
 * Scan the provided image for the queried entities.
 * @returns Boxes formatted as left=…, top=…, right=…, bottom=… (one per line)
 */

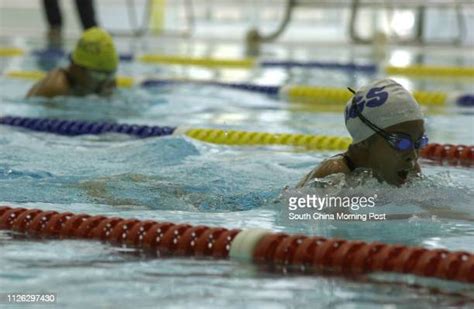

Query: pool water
left=1, top=41, right=474, bottom=308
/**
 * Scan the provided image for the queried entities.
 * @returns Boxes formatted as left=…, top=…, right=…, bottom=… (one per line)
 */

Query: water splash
left=274, top=169, right=474, bottom=244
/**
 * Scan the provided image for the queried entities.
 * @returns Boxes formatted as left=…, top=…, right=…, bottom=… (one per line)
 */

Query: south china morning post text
left=285, top=194, right=386, bottom=222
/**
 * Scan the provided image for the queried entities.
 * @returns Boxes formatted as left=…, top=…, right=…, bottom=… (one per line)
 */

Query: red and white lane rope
left=1, top=206, right=473, bottom=283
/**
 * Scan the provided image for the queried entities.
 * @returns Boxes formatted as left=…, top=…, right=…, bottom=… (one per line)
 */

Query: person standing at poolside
left=27, top=27, right=118, bottom=98
left=297, top=79, right=428, bottom=188
left=43, top=0, right=98, bottom=46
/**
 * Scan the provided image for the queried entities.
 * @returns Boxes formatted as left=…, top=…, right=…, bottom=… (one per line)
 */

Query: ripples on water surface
left=1, top=51, right=473, bottom=307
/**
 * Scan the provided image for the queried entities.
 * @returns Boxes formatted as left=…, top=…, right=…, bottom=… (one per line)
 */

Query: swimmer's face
left=75, top=65, right=116, bottom=96
left=366, top=120, right=425, bottom=186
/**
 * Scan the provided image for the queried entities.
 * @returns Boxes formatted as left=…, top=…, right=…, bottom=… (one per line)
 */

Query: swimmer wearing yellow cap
left=297, top=79, right=428, bottom=188
left=27, top=27, right=118, bottom=98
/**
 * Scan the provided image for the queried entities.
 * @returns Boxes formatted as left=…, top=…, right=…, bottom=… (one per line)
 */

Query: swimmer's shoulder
left=26, top=68, right=71, bottom=98
left=296, top=155, right=352, bottom=188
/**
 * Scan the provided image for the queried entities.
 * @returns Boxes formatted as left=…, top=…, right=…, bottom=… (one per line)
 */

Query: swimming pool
left=1, top=40, right=474, bottom=307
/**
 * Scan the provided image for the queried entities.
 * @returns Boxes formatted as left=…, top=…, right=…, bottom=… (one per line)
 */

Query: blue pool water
left=1, top=44, right=474, bottom=307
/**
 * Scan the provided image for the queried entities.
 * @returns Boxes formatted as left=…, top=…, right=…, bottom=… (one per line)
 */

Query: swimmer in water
left=297, top=79, right=428, bottom=188
left=27, top=27, right=118, bottom=98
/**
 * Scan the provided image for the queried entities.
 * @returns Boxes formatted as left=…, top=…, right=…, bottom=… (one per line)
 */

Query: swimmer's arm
left=26, top=69, right=70, bottom=98
left=296, top=157, right=351, bottom=188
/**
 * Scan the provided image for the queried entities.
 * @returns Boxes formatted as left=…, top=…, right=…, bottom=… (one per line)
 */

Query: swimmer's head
left=70, top=27, right=118, bottom=95
left=344, top=79, right=427, bottom=186
left=71, top=27, right=118, bottom=72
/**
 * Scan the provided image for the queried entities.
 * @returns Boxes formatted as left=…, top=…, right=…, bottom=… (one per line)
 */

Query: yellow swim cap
left=71, top=27, right=118, bottom=72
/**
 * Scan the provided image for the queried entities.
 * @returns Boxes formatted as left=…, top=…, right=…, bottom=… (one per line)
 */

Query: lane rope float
left=141, top=79, right=282, bottom=96
left=1, top=205, right=473, bottom=284
left=183, top=128, right=351, bottom=151
left=1, top=116, right=472, bottom=166
left=386, top=65, right=474, bottom=78
left=0, top=47, right=24, bottom=57
left=456, top=95, right=474, bottom=107
left=31, top=48, right=134, bottom=62
left=420, top=144, right=474, bottom=166
left=138, top=54, right=256, bottom=69
left=0, top=116, right=175, bottom=138
left=281, top=85, right=459, bottom=107
left=260, top=60, right=376, bottom=73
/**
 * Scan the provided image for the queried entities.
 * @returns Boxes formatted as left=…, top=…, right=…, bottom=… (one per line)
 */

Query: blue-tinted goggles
left=86, top=69, right=115, bottom=83
left=385, top=132, right=429, bottom=151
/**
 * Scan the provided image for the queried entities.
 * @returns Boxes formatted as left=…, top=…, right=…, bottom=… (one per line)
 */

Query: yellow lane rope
left=0, top=47, right=24, bottom=57
left=138, top=54, right=256, bottom=69
left=283, top=85, right=448, bottom=106
left=386, top=65, right=474, bottom=78
left=184, top=128, right=351, bottom=150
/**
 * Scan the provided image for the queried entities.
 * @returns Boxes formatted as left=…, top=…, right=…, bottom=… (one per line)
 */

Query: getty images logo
left=344, top=86, right=389, bottom=122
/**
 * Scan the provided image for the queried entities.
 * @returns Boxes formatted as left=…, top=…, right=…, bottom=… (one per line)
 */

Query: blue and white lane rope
left=31, top=48, right=134, bottom=62
left=141, top=79, right=281, bottom=96
left=0, top=116, right=175, bottom=138
left=259, top=60, right=376, bottom=72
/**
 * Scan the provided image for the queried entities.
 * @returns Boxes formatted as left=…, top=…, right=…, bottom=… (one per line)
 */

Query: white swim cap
left=344, top=79, right=424, bottom=144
